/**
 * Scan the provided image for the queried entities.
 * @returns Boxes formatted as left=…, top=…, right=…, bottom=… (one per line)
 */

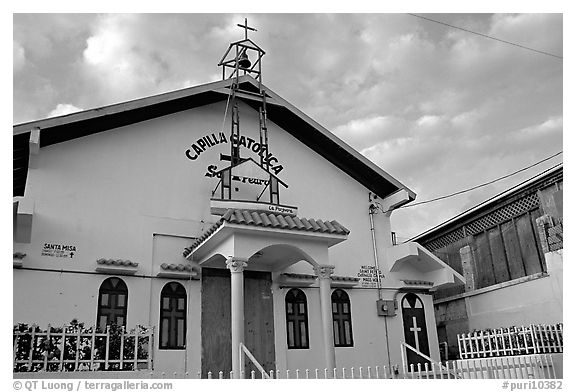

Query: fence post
left=90, top=327, right=96, bottom=370
left=74, top=325, right=81, bottom=371
left=134, top=326, right=139, bottom=370
left=27, top=324, right=36, bottom=371
left=59, top=327, right=66, bottom=371
left=530, top=324, right=538, bottom=354
left=119, top=326, right=125, bottom=370
left=13, top=332, right=19, bottom=372
left=148, top=326, right=154, bottom=371
left=44, top=324, right=51, bottom=371
left=104, top=325, right=110, bottom=370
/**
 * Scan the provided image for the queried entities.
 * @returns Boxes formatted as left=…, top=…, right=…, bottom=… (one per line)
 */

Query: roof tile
left=183, top=209, right=350, bottom=257
left=160, top=263, right=195, bottom=272
left=96, top=258, right=139, bottom=267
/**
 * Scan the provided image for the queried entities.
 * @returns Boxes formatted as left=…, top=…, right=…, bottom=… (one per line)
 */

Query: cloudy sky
left=13, top=13, right=563, bottom=240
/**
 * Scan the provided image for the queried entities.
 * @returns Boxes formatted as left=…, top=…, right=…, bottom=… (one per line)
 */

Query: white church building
left=13, top=24, right=463, bottom=378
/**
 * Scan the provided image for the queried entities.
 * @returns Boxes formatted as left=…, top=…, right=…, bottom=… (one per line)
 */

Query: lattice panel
left=426, top=228, right=465, bottom=251
left=465, top=193, right=540, bottom=236
left=423, top=192, right=541, bottom=251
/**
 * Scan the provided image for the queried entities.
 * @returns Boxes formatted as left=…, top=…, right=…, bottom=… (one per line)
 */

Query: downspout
left=368, top=204, right=383, bottom=300
left=368, top=200, right=392, bottom=371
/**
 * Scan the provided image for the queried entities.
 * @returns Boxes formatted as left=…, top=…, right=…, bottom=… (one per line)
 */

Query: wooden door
left=201, top=268, right=275, bottom=377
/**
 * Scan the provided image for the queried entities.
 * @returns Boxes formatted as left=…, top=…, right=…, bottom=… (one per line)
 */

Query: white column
left=314, top=264, right=336, bottom=373
left=227, top=257, right=248, bottom=379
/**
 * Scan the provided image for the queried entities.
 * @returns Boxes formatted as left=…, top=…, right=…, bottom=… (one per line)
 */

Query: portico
left=184, top=208, right=349, bottom=377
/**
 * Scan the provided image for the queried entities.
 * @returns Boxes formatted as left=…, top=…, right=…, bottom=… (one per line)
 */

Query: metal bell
left=237, top=52, right=251, bottom=69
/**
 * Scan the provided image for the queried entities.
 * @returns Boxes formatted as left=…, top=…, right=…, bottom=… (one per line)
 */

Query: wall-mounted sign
left=41, top=243, right=77, bottom=258
left=210, top=199, right=298, bottom=216
left=357, top=265, right=384, bottom=288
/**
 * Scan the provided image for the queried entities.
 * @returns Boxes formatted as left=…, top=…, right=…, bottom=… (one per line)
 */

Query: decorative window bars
left=159, top=282, right=187, bottom=350
left=285, top=288, right=309, bottom=349
left=332, top=289, right=353, bottom=347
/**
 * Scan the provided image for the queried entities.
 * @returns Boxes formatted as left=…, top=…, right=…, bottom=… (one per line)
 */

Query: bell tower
left=211, top=19, right=290, bottom=211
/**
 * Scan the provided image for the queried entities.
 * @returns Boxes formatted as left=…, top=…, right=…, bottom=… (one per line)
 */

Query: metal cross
left=409, top=316, right=422, bottom=351
left=237, top=18, right=257, bottom=40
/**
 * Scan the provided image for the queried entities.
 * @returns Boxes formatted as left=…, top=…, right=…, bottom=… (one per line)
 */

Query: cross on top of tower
left=237, top=18, right=257, bottom=40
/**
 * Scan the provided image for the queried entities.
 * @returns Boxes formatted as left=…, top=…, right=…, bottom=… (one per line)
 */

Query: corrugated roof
left=183, top=209, right=350, bottom=257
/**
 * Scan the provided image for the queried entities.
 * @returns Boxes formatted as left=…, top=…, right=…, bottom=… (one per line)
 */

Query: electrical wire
left=377, top=152, right=562, bottom=213
left=408, top=13, right=563, bottom=60
left=220, top=85, right=234, bottom=134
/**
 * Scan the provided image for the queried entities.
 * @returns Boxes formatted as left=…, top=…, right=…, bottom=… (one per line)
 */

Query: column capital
left=226, top=257, right=248, bottom=273
left=314, top=264, right=335, bottom=280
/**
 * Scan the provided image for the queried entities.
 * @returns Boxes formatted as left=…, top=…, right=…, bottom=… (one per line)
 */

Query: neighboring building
left=411, top=165, right=563, bottom=359
left=12, top=31, right=463, bottom=376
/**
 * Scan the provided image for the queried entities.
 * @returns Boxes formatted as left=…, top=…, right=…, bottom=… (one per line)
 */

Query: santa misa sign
left=185, top=132, right=284, bottom=176
left=42, top=243, right=77, bottom=258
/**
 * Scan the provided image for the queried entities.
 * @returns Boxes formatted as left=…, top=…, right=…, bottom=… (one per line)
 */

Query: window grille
left=96, top=277, right=128, bottom=331
left=159, top=282, right=187, bottom=350
left=285, top=289, right=309, bottom=349
left=332, top=289, right=353, bottom=347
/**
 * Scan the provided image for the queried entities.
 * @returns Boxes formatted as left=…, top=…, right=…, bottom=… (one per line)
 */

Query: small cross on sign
left=237, top=18, right=257, bottom=40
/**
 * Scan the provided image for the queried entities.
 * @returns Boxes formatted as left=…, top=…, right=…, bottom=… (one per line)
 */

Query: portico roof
left=182, top=208, right=350, bottom=273
left=183, top=208, right=350, bottom=259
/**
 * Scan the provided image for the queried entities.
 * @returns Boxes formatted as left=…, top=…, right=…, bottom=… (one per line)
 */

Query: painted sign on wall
left=184, top=132, right=285, bottom=176
left=41, top=243, right=77, bottom=258
left=357, top=265, right=384, bottom=288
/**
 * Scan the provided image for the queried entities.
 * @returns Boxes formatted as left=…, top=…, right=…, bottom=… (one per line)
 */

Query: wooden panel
left=516, top=213, right=543, bottom=275
left=488, top=226, right=510, bottom=283
left=446, top=242, right=464, bottom=275
left=472, top=232, right=496, bottom=289
left=244, top=271, right=275, bottom=374
left=201, top=269, right=275, bottom=376
left=530, top=209, right=547, bottom=271
left=501, top=220, right=525, bottom=279
left=201, top=268, right=232, bottom=376
left=433, top=245, right=465, bottom=299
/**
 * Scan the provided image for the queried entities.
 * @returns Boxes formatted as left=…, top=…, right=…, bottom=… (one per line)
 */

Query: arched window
left=159, top=282, right=187, bottom=350
left=97, top=277, right=128, bottom=331
left=332, top=289, right=353, bottom=347
left=285, top=289, right=309, bottom=349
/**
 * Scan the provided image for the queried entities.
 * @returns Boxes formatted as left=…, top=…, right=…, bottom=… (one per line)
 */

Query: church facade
left=13, top=33, right=463, bottom=377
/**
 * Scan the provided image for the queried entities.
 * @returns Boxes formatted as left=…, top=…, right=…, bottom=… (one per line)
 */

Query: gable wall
left=14, top=100, right=431, bottom=373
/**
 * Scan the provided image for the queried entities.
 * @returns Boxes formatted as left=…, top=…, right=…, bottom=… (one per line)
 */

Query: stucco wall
left=466, top=250, right=562, bottom=330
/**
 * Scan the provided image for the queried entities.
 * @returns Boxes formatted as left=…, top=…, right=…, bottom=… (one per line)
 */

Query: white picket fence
left=458, top=324, right=563, bottom=359
left=455, top=354, right=558, bottom=379
left=140, top=353, right=557, bottom=379
left=13, top=324, right=154, bottom=372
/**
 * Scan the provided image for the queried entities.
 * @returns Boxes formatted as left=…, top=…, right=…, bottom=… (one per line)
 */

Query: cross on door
left=409, top=316, right=422, bottom=351
left=401, top=292, right=430, bottom=368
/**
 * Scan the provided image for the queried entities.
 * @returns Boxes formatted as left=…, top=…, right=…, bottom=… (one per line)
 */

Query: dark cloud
left=13, top=13, right=562, bottom=238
